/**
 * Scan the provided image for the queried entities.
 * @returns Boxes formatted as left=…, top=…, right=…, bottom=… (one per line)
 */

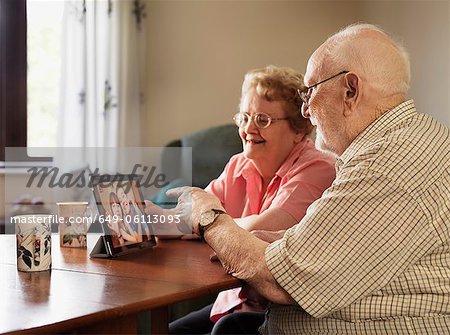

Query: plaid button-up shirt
left=263, top=100, right=450, bottom=334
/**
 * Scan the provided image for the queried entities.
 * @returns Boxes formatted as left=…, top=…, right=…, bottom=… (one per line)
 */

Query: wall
left=357, top=0, right=449, bottom=125
left=142, top=0, right=449, bottom=147
left=143, top=0, right=358, bottom=146
left=1, top=1, right=449, bottom=219
left=0, top=175, right=4, bottom=218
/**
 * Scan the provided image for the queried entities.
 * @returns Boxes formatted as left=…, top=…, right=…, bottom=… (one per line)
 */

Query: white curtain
left=58, top=0, right=147, bottom=164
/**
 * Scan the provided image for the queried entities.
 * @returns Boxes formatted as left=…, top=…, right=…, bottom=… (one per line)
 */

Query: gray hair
left=240, top=65, right=312, bottom=135
left=321, top=23, right=411, bottom=98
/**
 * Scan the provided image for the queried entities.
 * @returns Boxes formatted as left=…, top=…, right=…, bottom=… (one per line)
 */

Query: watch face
left=200, top=210, right=216, bottom=227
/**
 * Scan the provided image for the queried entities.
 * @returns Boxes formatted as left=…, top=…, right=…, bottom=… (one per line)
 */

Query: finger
left=175, top=215, right=193, bottom=235
left=145, top=200, right=166, bottom=215
left=209, top=253, right=219, bottom=262
left=144, top=200, right=154, bottom=214
left=180, top=234, right=199, bottom=240
left=165, top=186, right=192, bottom=198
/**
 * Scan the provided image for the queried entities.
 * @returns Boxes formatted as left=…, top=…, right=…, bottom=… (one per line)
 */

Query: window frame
left=0, top=0, right=27, bottom=162
left=0, top=0, right=52, bottom=164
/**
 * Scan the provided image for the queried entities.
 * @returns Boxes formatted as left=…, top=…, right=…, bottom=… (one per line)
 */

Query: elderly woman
left=165, top=65, right=336, bottom=335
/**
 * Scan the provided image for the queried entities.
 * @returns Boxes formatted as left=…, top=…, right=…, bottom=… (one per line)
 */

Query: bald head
left=311, top=23, right=410, bottom=102
left=302, top=24, right=412, bottom=156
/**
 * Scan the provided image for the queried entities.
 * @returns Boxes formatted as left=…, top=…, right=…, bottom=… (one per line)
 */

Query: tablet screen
left=91, top=174, right=156, bottom=256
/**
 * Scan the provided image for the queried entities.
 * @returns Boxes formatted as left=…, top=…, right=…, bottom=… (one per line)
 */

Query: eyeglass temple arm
left=308, top=70, right=350, bottom=89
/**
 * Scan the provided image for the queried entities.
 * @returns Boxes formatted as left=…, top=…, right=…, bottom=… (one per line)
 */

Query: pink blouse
left=206, top=139, right=336, bottom=321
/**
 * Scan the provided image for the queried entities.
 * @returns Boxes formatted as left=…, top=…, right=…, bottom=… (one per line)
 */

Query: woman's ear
left=343, top=72, right=359, bottom=115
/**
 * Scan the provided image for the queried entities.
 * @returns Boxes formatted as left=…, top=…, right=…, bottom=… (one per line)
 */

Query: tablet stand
left=89, top=234, right=156, bottom=258
left=90, top=235, right=115, bottom=258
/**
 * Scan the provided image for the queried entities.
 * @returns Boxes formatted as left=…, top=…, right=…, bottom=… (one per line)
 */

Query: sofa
left=151, top=124, right=242, bottom=207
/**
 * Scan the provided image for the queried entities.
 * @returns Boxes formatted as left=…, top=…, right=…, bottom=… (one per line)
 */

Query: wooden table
left=0, top=234, right=240, bottom=334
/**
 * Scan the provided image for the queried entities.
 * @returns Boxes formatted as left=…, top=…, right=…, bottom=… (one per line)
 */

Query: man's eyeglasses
left=233, top=112, right=289, bottom=129
left=297, top=70, right=349, bottom=107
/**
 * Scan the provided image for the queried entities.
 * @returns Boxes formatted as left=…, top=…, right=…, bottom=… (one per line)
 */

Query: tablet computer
left=90, top=174, right=156, bottom=257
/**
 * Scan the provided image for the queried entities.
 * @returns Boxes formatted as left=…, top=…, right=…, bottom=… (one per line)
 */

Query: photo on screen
left=91, top=174, right=156, bottom=256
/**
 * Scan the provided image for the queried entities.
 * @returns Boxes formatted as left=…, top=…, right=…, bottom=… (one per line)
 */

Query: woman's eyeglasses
left=233, top=112, right=289, bottom=129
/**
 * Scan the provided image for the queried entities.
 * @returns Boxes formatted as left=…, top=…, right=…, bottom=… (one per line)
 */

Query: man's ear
left=343, top=72, right=359, bottom=115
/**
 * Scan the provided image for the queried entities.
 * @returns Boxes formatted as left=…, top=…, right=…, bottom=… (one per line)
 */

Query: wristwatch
left=198, top=209, right=226, bottom=242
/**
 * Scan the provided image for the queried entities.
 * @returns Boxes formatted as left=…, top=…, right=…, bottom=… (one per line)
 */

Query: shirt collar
left=275, top=139, right=310, bottom=178
left=240, top=159, right=257, bottom=179
left=337, top=99, right=417, bottom=170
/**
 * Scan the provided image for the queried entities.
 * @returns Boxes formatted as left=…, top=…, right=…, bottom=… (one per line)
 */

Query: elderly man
left=170, top=23, right=450, bottom=334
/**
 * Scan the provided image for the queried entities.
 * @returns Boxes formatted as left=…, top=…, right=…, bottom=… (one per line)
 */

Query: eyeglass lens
left=234, top=113, right=271, bottom=129
left=299, top=70, right=349, bottom=107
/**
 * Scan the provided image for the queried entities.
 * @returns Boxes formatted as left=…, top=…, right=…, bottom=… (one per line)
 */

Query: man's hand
left=166, top=187, right=225, bottom=236
left=165, top=187, right=295, bottom=305
left=209, top=251, right=219, bottom=262
left=144, top=200, right=185, bottom=237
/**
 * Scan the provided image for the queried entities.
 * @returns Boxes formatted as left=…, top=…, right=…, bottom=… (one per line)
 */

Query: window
left=0, top=0, right=147, bottom=162
left=0, top=0, right=59, bottom=162
left=27, top=1, right=64, bottom=148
